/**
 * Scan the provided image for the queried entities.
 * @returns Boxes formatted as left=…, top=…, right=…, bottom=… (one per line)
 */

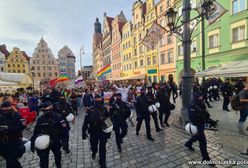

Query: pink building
left=111, top=11, right=127, bottom=79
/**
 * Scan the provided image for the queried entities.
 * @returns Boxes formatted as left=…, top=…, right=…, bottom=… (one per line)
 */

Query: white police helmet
left=148, top=105, right=157, bottom=113
left=155, top=102, right=160, bottom=108
left=66, top=113, right=74, bottom=122
left=22, top=138, right=31, bottom=153
left=185, top=123, right=198, bottom=135
left=213, top=85, right=218, bottom=89
left=102, top=117, right=113, bottom=133
left=35, top=135, right=50, bottom=150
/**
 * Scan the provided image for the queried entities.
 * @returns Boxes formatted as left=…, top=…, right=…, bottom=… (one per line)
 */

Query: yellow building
left=6, top=47, right=30, bottom=74
left=131, top=0, right=147, bottom=79
left=120, top=21, right=133, bottom=78
left=156, top=0, right=176, bottom=82
left=144, top=0, right=159, bottom=83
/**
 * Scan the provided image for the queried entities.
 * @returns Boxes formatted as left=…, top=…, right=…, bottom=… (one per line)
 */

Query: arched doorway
left=177, top=69, right=196, bottom=83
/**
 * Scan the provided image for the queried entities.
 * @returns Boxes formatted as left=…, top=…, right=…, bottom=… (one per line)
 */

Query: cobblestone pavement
left=1, top=101, right=248, bottom=168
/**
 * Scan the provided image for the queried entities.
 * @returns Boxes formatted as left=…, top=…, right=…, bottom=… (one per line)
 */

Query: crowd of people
left=0, top=76, right=248, bottom=168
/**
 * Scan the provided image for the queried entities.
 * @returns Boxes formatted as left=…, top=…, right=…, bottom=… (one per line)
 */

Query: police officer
left=110, top=93, right=131, bottom=153
left=185, top=92, right=213, bottom=164
left=0, top=101, right=25, bottom=168
left=200, top=80, right=212, bottom=108
left=146, top=86, right=162, bottom=132
left=53, top=94, right=72, bottom=153
left=31, top=101, right=66, bottom=168
left=82, top=95, right=111, bottom=168
left=220, top=79, right=233, bottom=111
left=135, top=87, right=154, bottom=141
left=156, top=84, right=171, bottom=127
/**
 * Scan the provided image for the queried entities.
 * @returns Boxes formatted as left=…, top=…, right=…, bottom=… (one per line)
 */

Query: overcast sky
left=0, top=0, right=136, bottom=70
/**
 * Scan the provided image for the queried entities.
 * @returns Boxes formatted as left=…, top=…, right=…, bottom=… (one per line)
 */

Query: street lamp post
left=80, top=46, right=84, bottom=77
left=165, top=0, right=216, bottom=126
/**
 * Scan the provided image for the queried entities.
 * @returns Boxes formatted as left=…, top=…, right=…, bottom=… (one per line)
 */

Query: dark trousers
left=239, top=109, right=248, bottom=122
left=172, top=91, right=178, bottom=103
left=185, top=125, right=210, bottom=160
left=113, top=120, right=128, bottom=148
left=151, top=112, right=160, bottom=131
left=37, top=145, right=61, bottom=168
left=0, top=143, right=22, bottom=168
left=203, top=96, right=211, bottom=108
left=136, top=115, right=152, bottom=138
left=62, top=128, right=69, bottom=150
left=223, top=96, right=230, bottom=110
left=90, top=132, right=108, bottom=166
left=71, top=100, right=78, bottom=114
left=158, top=108, right=171, bottom=125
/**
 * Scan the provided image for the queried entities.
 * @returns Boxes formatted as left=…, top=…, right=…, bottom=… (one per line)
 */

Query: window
left=135, top=61, right=138, bottom=68
left=209, top=34, right=219, bottom=48
left=232, top=26, right=245, bottom=42
left=167, top=35, right=173, bottom=44
left=38, top=73, right=41, bottom=77
left=37, top=66, right=40, bottom=70
left=134, top=37, right=136, bottom=44
left=160, top=6, right=163, bottom=13
left=140, top=59, right=144, bottom=67
left=18, top=70, right=20, bottom=73
left=178, top=45, right=183, bottom=56
left=13, top=70, right=16, bottom=73
left=161, top=53, right=165, bottom=64
left=8, top=64, right=10, bottom=67
left=23, top=70, right=25, bottom=73
left=139, top=34, right=142, bottom=40
left=139, top=46, right=143, bottom=54
left=43, top=73, right=46, bottom=77
left=23, top=64, right=25, bottom=68
left=13, top=64, right=15, bottom=67
left=167, top=0, right=171, bottom=7
left=1, top=67, right=3, bottom=71
left=147, top=58, right=151, bottom=66
left=17, top=64, right=20, bottom=68
left=191, top=40, right=197, bottom=52
left=168, top=50, right=173, bottom=63
left=160, top=35, right=166, bottom=46
left=232, top=0, right=246, bottom=14
left=153, top=56, right=156, bottom=65
left=134, top=49, right=137, bottom=55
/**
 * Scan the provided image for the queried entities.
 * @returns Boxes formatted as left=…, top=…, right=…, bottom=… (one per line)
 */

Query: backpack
left=230, top=95, right=243, bottom=111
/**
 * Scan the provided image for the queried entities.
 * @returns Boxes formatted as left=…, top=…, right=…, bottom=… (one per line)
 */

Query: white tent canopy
left=196, top=60, right=248, bottom=78
left=0, top=72, right=32, bottom=84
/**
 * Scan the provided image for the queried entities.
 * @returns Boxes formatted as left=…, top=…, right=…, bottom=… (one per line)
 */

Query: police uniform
left=53, top=95, right=72, bottom=153
left=110, top=93, right=131, bottom=152
left=0, top=101, right=25, bottom=168
left=146, top=87, right=162, bottom=132
left=135, top=88, right=154, bottom=141
left=185, top=92, right=212, bottom=162
left=82, top=95, right=111, bottom=168
left=156, top=85, right=171, bottom=127
left=31, top=101, right=65, bottom=168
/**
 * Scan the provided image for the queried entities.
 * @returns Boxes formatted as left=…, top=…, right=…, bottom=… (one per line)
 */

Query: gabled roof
left=21, top=51, right=30, bottom=61
left=106, top=17, right=114, bottom=28
left=0, top=44, right=10, bottom=57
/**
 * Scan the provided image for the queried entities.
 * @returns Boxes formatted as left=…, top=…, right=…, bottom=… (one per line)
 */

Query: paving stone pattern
left=1, top=100, right=248, bottom=168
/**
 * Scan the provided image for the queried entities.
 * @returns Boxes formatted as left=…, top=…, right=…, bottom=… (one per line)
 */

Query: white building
left=58, top=46, right=76, bottom=79
left=30, top=38, right=59, bottom=89
left=0, top=44, right=9, bottom=72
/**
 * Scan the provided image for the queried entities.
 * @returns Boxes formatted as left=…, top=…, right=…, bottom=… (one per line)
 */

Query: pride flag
left=97, top=64, right=111, bottom=79
left=58, top=74, right=69, bottom=81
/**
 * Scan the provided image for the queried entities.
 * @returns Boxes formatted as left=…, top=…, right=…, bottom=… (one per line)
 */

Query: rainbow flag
left=58, top=74, right=69, bottom=82
left=97, top=64, right=111, bottom=79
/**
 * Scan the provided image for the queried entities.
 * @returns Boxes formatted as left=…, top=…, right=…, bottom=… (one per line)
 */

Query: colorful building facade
left=120, top=21, right=133, bottom=78
left=111, top=11, right=127, bottom=79
left=175, top=0, right=248, bottom=82
left=5, top=47, right=30, bottom=74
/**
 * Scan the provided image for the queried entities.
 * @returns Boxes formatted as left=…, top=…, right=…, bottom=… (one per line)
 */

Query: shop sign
left=148, top=69, right=157, bottom=74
